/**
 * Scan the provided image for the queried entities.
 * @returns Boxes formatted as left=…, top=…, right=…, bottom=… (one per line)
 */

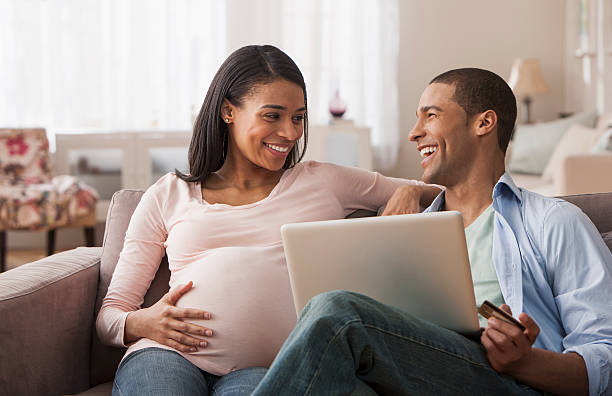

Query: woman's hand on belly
left=124, top=281, right=214, bottom=353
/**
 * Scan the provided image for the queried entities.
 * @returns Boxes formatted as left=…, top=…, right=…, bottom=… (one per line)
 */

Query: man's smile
left=418, top=145, right=438, bottom=158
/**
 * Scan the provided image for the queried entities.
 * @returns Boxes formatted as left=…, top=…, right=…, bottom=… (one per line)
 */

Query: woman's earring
left=225, top=118, right=230, bottom=123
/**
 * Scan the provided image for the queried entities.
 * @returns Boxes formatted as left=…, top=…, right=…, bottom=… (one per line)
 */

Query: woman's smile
left=263, top=142, right=292, bottom=157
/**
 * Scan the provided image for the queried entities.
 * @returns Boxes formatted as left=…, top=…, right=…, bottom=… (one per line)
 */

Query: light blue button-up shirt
left=425, top=173, right=612, bottom=396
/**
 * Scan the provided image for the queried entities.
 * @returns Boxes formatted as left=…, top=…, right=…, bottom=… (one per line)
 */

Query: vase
left=329, top=90, right=347, bottom=118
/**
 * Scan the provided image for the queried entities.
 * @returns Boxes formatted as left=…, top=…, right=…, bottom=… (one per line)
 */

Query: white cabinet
left=55, top=131, right=191, bottom=221
left=305, top=120, right=373, bottom=170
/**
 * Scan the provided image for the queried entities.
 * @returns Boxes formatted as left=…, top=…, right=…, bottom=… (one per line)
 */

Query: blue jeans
left=113, top=347, right=267, bottom=396
left=253, top=291, right=545, bottom=396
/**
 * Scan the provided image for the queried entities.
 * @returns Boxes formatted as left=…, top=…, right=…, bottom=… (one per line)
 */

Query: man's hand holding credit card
left=478, top=300, right=526, bottom=331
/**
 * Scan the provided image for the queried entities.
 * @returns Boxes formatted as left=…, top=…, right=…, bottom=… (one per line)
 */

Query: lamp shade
left=508, top=58, right=550, bottom=97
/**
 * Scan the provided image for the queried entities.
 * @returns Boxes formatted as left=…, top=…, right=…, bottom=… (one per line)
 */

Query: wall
left=386, top=0, right=567, bottom=179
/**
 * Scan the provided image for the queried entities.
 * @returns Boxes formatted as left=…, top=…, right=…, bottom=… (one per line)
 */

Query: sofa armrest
left=555, top=153, right=612, bottom=195
left=0, top=247, right=102, bottom=396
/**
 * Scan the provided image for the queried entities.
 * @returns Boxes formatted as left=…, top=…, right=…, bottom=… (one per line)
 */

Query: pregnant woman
left=97, top=45, right=439, bottom=396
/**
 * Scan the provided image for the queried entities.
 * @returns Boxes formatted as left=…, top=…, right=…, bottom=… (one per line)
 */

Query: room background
left=2, top=0, right=610, bottom=250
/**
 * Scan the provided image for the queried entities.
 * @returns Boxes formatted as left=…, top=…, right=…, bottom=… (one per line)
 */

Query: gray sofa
left=1, top=189, right=611, bottom=396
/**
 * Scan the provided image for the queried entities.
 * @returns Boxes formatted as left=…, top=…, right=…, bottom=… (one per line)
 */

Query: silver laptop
left=281, top=211, right=479, bottom=333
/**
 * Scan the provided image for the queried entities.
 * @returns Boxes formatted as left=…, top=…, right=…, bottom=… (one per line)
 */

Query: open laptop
left=281, top=211, right=480, bottom=334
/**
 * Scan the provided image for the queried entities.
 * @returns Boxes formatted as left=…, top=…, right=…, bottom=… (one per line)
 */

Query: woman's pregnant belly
left=170, top=244, right=298, bottom=375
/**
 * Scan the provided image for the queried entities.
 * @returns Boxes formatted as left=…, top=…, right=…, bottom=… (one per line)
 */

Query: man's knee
left=301, top=290, right=372, bottom=322
left=289, top=291, right=367, bottom=345
left=303, top=291, right=430, bottom=335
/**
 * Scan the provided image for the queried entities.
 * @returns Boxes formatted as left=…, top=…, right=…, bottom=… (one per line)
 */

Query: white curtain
left=2, top=0, right=400, bottom=168
left=0, top=0, right=226, bottom=149
left=280, top=0, right=400, bottom=170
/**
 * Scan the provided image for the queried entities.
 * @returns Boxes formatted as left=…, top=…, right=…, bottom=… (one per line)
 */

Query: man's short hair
left=430, top=68, right=517, bottom=153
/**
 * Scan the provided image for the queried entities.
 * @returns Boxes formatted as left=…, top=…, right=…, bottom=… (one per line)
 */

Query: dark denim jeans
left=113, top=347, right=266, bottom=396
left=253, top=290, right=545, bottom=396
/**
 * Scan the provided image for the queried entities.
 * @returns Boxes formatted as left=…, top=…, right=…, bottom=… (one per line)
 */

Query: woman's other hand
left=381, top=185, right=422, bottom=215
left=124, top=281, right=213, bottom=353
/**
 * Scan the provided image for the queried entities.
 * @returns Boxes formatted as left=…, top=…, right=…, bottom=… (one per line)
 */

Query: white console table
left=305, top=120, right=373, bottom=170
left=55, top=130, right=192, bottom=221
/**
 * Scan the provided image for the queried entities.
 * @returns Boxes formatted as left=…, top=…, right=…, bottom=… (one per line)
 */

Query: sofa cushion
left=72, top=381, right=113, bottom=396
left=508, top=111, right=597, bottom=175
left=90, top=189, right=171, bottom=386
left=561, top=192, right=612, bottom=235
left=596, top=113, right=612, bottom=130
left=591, top=128, right=612, bottom=153
left=542, top=125, right=604, bottom=181
left=602, top=231, right=612, bottom=253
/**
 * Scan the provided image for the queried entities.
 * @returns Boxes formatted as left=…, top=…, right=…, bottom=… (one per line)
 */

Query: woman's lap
left=113, top=347, right=267, bottom=396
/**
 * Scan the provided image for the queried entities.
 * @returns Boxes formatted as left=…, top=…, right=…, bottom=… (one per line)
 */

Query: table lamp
left=508, top=58, right=550, bottom=124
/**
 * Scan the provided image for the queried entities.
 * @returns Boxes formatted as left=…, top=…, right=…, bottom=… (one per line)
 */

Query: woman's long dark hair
left=176, top=45, right=308, bottom=184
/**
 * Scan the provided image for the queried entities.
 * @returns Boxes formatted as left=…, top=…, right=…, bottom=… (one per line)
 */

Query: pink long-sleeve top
left=96, top=161, right=422, bottom=375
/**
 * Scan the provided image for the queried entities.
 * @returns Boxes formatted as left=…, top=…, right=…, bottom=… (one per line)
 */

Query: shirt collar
left=424, top=191, right=446, bottom=213
left=423, top=171, right=521, bottom=213
left=493, top=172, right=522, bottom=204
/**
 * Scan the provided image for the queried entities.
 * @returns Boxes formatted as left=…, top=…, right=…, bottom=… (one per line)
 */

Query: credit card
left=478, top=300, right=526, bottom=331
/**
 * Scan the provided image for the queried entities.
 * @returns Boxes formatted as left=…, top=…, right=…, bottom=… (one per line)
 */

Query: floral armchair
left=0, top=128, right=99, bottom=272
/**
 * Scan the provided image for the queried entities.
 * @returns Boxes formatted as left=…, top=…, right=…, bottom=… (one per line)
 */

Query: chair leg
left=0, top=231, right=6, bottom=273
left=84, top=226, right=95, bottom=247
left=47, top=229, right=56, bottom=256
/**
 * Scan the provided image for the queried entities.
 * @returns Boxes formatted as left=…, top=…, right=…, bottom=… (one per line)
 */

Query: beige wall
left=386, top=0, right=566, bottom=179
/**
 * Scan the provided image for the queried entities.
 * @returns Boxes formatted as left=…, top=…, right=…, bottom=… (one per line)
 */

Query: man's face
left=408, top=83, right=475, bottom=187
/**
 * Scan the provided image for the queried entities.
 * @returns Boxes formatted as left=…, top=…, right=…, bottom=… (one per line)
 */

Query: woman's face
left=224, top=78, right=306, bottom=172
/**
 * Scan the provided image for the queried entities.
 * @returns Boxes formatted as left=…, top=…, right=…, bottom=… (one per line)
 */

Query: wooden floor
left=5, top=248, right=68, bottom=271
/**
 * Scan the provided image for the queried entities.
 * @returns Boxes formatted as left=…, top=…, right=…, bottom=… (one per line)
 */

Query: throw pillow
left=541, top=125, right=604, bottom=181
left=595, top=113, right=612, bottom=130
left=591, top=128, right=612, bottom=153
left=508, top=111, right=597, bottom=175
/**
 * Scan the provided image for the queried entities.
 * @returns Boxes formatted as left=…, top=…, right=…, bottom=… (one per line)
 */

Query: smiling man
left=252, top=68, right=612, bottom=396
